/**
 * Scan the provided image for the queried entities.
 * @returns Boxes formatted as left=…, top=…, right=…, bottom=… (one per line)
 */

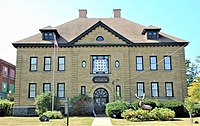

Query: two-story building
left=0, top=58, right=15, bottom=99
left=12, top=9, right=188, bottom=116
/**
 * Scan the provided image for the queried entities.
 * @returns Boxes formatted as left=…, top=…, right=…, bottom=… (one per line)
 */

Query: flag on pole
left=53, top=33, right=59, bottom=51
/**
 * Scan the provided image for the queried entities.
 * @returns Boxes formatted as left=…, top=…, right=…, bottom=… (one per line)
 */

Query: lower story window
left=81, top=86, right=86, bottom=94
left=165, top=82, right=173, bottom=97
left=43, top=83, right=51, bottom=92
left=151, top=82, right=159, bottom=97
left=137, top=82, right=144, bottom=97
left=116, top=85, right=121, bottom=97
left=28, top=83, right=36, bottom=98
left=57, top=83, right=65, bottom=98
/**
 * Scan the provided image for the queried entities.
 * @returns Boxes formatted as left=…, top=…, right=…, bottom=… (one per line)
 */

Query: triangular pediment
left=70, top=21, right=133, bottom=46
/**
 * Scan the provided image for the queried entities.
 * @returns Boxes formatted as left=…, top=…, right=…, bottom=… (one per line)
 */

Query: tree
left=34, top=92, right=60, bottom=115
left=184, top=97, right=195, bottom=124
left=186, top=56, right=200, bottom=85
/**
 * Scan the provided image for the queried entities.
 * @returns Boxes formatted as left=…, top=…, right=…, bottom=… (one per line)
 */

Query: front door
left=93, top=88, right=109, bottom=114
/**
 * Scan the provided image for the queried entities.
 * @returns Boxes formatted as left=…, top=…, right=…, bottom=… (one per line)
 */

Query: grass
left=111, top=117, right=200, bottom=126
left=0, top=116, right=94, bottom=126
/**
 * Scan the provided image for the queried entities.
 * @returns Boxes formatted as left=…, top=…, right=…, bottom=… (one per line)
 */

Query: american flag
left=53, top=33, right=59, bottom=51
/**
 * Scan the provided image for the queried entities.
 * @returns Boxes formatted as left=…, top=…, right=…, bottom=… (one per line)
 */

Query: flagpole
left=52, top=34, right=56, bottom=111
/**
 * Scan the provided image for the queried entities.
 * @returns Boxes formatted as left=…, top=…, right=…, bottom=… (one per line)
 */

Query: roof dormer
left=39, top=26, right=59, bottom=40
left=142, top=25, right=161, bottom=40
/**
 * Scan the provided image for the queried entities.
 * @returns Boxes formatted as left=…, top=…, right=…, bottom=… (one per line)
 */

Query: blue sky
left=0, top=0, right=200, bottom=65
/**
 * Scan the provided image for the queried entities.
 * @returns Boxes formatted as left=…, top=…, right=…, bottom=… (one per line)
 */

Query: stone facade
left=12, top=9, right=188, bottom=116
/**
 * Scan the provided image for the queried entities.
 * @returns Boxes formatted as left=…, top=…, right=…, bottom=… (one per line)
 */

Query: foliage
left=43, top=111, right=63, bottom=119
left=193, top=103, right=200, bottom=117
left=186, top=56, right=200, bottom=85
left=7, top=93, right=14, bottom=101
left=0, top=99, right=14, bottom=116
left=132, top=98, right=161, bottom=110
left=188, top=83, right=200, bottom=102
left=70, top=94, right=93, bottom=116
left=121, top=108, right=175, bottom=122
left=106, top=100, right=132, bottom=118
left=34, top=92, right=60, bottom=115
left=161, top=100, right=185, bottom=117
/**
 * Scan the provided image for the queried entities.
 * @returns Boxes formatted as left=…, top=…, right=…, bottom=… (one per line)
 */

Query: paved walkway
left=91, top=117, right=112, bottom=126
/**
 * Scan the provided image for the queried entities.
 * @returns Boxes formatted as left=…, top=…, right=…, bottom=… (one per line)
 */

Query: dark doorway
left=93, top=88, right=109, bottom=114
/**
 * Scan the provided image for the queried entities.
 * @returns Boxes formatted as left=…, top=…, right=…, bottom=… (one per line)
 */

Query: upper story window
left=30, top=57, right=37, bottom=71
left=150, top=56, right=157, bottom=70
left=10, top=69, right=15, bottom=79
left=147, top=31, right=158, bottom=39
left=43, top=32, right=54, bottom=40
left=164, top=56, right=172, bottom=70
left=136, top=56, right=143, bottom=71
left=91, top=55, right=110, bottom=74
left=96, top=36, right=104, bottom=41
left=44, top=57, right=51, bottom=71
left=2, top=66, right=8, bottom=77
left=58, top=57, right=65, bottom=71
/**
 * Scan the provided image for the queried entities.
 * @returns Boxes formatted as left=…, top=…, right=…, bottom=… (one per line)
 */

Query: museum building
left=12, top=9, right=188, bottom=116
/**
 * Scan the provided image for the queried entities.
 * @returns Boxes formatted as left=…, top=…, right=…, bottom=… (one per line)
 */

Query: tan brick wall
left=14, top=28, right=187, bottom=107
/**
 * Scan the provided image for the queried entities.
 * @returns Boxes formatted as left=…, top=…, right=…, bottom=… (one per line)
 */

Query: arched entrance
left=93, top=88, right=109, bottom=114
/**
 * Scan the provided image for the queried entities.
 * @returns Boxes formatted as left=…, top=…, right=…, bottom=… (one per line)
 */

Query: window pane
left=137, top=83, right=144, bottom=96
left=136, top=57, right=143, bottom=71
left=92, top=56, right=109, bottom=74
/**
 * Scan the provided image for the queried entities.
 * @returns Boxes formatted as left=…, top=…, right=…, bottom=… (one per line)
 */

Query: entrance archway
left=93, top=88, right=109, bottom=114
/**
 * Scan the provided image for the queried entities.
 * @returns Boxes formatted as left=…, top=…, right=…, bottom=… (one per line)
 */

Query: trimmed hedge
left=122, top=108, right=175, bottom=122
left=43, top=111, right=63, bottom=119
left=161, top=100, right=187, bottom=117
left=0, top=99, right=14, bottom=116
left=106, top=100, right=132, bottom=118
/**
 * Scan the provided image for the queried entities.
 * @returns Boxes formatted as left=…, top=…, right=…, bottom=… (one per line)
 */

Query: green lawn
left=111, top=117, right=200, bottom=126
left=0, top=116, right=94, bottom=126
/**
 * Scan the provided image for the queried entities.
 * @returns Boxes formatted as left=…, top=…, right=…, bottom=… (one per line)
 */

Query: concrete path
left=91, top=117, right=112, bottom=126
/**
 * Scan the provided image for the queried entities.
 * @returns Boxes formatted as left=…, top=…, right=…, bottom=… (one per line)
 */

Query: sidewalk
left=91, top=117, right=112, bottom=126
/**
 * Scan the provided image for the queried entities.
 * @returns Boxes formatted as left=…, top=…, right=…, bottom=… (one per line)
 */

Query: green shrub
left=106, top=100, right=131, bottom=118
left=0, top=99, right=14, bottom=116
left=34, top=92, right=60, bottom=115
left=193, top=103, right=200, bottom=117
left=43, top=111, right=63, bottom=119
left=132, top=98, right=161, bottom=110
left=150, top=108, right=175, bottom=121
left=161, top=100, right=186, bottom=117
left=121, top=108, right=175, bottom=122
left=70, top=94, right=93, bottom=116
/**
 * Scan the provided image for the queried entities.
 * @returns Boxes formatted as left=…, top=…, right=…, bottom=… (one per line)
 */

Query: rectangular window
left=44, top=57, right=51, bottom=71
left=9, top=84, right=14, bottom=94
left=137, top=82, right=144, bottom=97
left=28, top=83, right=36, bottom=98
left=92, top=55, right=109, bottom=74
left=2, top=66, right=8, bottom=77
left=116, top=85, right=121, bottom=97
left=43, top=83, right=51, bottom=92
left=136, top=56, right=143, bottom=71
left=43, top=32, right=54, bottom=40
left=81, top=86, right=86, bottom=95
left=151, top=82, right=159, bottom=97
left=147, top=31, right=158, bottom=39
left=57, top=83, right=65, bottom=98
left=30, top=57, right=37, bottom=71
left=58, top=57, right=65, bottom=71
left=10, top=69, right=15, bottom=79
left=164, top=56, right=172, bottom=70
left=165, top=82, right=174, bottom=97
left=1, top=82, right=8, bottom=93
left=150, top=56, right=157, bottom=70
